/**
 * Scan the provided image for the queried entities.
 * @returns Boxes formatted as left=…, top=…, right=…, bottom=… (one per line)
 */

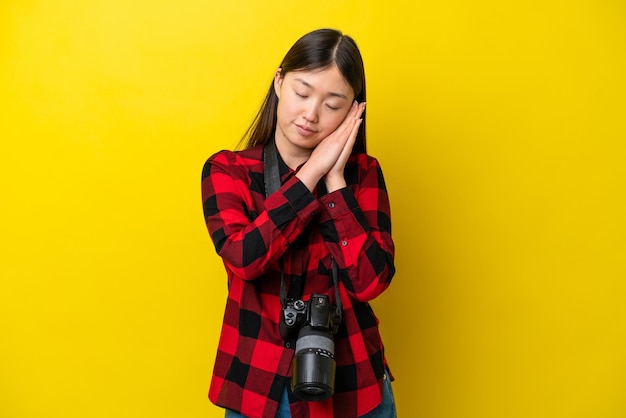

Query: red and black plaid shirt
left=201, top=144, right=395, bottom=418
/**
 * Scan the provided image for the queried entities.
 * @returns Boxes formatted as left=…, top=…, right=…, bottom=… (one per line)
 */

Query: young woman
left=201, top=28, right=396, bottom=418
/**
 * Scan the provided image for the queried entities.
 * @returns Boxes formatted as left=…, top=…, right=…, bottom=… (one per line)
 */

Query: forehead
left=285, top=65, right=354, bottom=98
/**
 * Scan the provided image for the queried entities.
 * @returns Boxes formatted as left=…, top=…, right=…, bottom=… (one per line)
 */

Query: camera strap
left=263, top=139, right=343, bottom=324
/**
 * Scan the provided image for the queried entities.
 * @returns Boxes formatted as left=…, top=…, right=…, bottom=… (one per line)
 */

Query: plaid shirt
left=201, top=144, right=395, bottom=418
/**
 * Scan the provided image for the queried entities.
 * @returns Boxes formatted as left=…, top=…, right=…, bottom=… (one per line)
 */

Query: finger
left=331, top=115, right=358, bottom=145
left=348, top=118, right=362, bottom=148
left=339, top=102, right=363, bottom=135
left=337, top=102, right=359, bottom=132
left=345, top=102, right=365, bottom=132
left=341, top=101, right=360, bottom=124
left=339, top=118, right=362, bottom=161
left=349, top=100, right=359, bottom=115
left=356, top=102, right=366, bottom=118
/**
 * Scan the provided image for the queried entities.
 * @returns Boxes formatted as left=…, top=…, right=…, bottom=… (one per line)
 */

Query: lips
left=295, top=123, right=316, bottom=137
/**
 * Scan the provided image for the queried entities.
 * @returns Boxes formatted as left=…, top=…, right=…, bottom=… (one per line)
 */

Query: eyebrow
left=294, top=78, right=348, bottom=99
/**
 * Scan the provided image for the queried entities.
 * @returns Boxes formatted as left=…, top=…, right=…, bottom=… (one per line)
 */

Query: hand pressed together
left=296, top=101, right=366, bottom=192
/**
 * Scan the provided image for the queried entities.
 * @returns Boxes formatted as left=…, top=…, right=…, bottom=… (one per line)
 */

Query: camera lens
left=300, top=386, right=325, bottom=396
left=291, top=326, right=335, bottom=401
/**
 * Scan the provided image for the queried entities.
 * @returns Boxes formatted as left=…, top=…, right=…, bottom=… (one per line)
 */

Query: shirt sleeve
left=318, top=155, right=395, bottom=302
left=201, top=150, right=321, bottom=280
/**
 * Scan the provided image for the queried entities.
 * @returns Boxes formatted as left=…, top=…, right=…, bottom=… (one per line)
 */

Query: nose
left=302, top=101, right=319, bottom=123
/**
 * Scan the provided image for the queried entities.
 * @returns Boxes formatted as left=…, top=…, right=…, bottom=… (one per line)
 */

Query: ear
left=273, top=68, right=283, bottom=98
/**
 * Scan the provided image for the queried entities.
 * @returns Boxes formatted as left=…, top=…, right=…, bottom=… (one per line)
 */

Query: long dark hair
left=239, top=28, right=367, bottom=153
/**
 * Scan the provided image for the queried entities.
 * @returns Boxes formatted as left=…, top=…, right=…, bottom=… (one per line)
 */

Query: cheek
left=276, top=99, right=292, bottom=121
left=326, top=111, right=349, bottom=131
left=282, top=96, right=304, bottom=118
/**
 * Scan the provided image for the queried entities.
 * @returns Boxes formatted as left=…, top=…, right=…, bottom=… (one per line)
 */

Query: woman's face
left=274, top=64, right=355, bottom=158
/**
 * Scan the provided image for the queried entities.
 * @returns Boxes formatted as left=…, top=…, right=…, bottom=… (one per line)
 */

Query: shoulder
left=205, top=145, right=263, bottom=166
left=202, top=146, right=264, bottom=179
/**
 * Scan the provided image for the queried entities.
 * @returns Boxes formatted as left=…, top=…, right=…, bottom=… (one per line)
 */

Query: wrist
left=324, top=174, right=346, bottom=192
left=295, top=164, right=323, bottom=192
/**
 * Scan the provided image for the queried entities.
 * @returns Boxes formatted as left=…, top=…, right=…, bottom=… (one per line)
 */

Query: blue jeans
left=224, top=386, right=291, bottom=418
left=359, top=372, right=397, bottom=418
left=225, top=372, right=397, bottom=418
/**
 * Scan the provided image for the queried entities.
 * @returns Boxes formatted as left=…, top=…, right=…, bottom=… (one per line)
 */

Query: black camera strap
left=263, top=139, right=343, bottom=324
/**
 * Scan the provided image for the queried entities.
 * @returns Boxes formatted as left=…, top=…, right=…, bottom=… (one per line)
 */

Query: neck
left=274, top=136, right=311, bottom=170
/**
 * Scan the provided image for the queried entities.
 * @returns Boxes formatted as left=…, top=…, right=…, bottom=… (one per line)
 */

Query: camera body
left=279, top=294, right=341, bottom=401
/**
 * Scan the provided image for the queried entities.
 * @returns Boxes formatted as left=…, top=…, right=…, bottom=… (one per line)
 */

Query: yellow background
left=1, top=1, right=625, bottom=417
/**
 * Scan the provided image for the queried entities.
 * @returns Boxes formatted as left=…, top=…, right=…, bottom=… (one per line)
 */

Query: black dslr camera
left=279, top=294, right=341, bottom=401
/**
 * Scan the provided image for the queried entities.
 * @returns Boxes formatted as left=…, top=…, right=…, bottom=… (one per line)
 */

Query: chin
left=296, top=139, right=321, bottom=150
left=288, top=134, right=318, bottom=148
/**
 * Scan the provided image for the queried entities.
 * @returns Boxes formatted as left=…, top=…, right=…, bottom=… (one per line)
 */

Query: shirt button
left=341, top=240, right=348, bottom=246
left=328, top=202, right=335, bottom=208
left=285, top=342, right=292, bottom=348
